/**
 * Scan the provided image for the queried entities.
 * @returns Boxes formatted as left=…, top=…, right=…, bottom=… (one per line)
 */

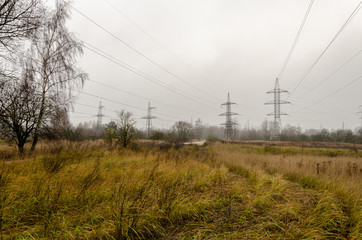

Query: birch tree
left=0, top=0, right=44, bottom=52
left=0, top=67, right=40, bottom=153
left=28, top=0, right=87, bottom=151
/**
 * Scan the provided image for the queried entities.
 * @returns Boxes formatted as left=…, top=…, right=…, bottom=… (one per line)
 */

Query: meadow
left=0, top=140, right=361, bottom=239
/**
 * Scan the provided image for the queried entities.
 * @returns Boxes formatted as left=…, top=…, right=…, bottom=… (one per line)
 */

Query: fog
left=63, top=0, right=362, bottom=131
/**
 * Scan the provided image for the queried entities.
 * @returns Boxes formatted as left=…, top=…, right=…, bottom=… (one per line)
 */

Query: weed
left=0, top=140, right=360, bottom=239
left=346, top=162, right=359, bottom=176
left=77, top=158, right=102, bottom=202
left=41, top=153, right=67, bottom=173
left=284, top=173, right=322, bottom=189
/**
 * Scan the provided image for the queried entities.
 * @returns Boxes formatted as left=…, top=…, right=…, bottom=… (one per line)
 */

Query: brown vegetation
left=223, top=139, right=362, bottom=150
left=0, top=140, right=361, bottom=239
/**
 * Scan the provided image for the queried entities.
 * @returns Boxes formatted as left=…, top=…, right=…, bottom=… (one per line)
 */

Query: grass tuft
left=0, top=140, right=360, bottom=239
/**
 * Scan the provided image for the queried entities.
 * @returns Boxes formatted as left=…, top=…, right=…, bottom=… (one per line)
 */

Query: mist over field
left=0, top=1, right=361, bottom=239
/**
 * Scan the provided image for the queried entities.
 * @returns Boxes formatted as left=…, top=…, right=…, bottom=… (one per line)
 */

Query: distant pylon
left=96, top=101, right=104, bottom=129
left=219, top=93, right=238, bottom=140
left=265, top=78, right=290, bottom=140
left=141, top=102, right=156, bottom=138
left=357, top=105, right=362, bottom=130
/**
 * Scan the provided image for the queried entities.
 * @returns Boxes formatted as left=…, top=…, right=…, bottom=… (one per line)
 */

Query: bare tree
left=105, top=111, right=137, bottom=148
left=173, top=121, right=193, bottom=142
left=27, top=0, right=87, bottom=151
left=260, top=120, right=272, bottom=140
left=0, top=67, right=41, bottom=153
left=105, top=121, right=118, bottom=146
left=115, top=110, right=136, bottom=148
left=0, top=0, right=44, bottom=52
left=194, top=118, right=203, bottom=140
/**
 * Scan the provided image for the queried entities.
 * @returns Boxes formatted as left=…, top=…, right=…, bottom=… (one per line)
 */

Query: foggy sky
left=62, top=0, right=362, bottom=131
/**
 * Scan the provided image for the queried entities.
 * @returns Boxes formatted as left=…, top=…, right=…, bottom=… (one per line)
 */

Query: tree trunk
left=18, top=139, right=25, bottom=155
left=30, top=63, right=47, bottom=152
left=30, top=133, right=38, bottom=151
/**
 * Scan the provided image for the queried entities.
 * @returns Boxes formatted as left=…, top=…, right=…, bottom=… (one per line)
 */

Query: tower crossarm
left=264, top=101, right=274, bottom=105
left=141, top=116, right=156, bottom=119
left=221, top=102, right=237, bottom=105
left=219, top=112, right=238, bottom=116
left=142, top=102, right=157, bottom=138
left=267, top=89, right=289, bottom=94
left=219, top=92, right=239, bottom=140
left=280, top=100, right=291, bottom=104
left=265, top=78, right=291, bottom=140
left=96, top=101, right=105, bottom=129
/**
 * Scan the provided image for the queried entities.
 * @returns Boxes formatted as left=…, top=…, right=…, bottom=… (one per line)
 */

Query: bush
left=264, top=146, right=281, bottom=154
left=206, top=135, right=219, bottom=142
left=150, top=130, right=165, bottom=140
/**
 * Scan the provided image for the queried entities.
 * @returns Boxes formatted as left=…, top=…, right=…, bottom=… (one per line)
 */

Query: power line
left=87, top=78, right=217, bottom=119
left=69, top=3, right=222, bottom=104
left=104, top=0, right=224, bottom=99
left=83, top=41, right=201, bottom=102
left=35, top=82, right=199, bottom=123
left=288, top=1, right=362, bottom=96
left=88, top=79, right=197, bottom=113
left=292, top=75, right=362, bottom=114
left=357, top=105, right=362, bottom=129
left=73, top=103, right=143, bottom=119
left=95, top=101, right=104, bottom=128
left=71, top=111, right=94, bottom=116
left=73, top=88, right=144, bottom=111
left=289, top=93, right=353, bottom=114
left=76, top=102, right=119, bottom=114
left=141, top=102, right=156, bottom=138
left=278, top=0, right=314, bottom=79
left=265, top=78, right=290, bottom=139
left=83, top=43, right=218, bottom=110
left=293, top=49, right=362, bottom=99
left=288, top=115, right=348, bottom=123
left=72, top=88, right=188, bottom=121
left=219, top=93, right=238, bottom=140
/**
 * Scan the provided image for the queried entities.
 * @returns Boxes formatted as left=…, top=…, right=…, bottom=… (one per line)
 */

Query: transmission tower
left=265, top=78, right=290, bottom=140
left=357, top=105, right=362, bottom=130
left=141, top=102, right=156, bottom=138
left=219, top=93, right=238, bottom=140
left=96, top=101, right=104, bottom=129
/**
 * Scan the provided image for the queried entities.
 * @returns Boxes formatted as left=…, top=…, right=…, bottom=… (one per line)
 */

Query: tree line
left=40, top=115, right=362, bottom=147
left=1, top=1, right=361, bottom=153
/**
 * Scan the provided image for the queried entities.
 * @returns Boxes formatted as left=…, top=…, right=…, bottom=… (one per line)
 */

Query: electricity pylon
left=96, top=101, right=104, bottom=129
left=219, top=93, right=238, bottom=140
left=142, top=102, right=156, bottom=138
left=357, top=105, right=362, bottom=130
left=265, top=78, right=290, bottom=140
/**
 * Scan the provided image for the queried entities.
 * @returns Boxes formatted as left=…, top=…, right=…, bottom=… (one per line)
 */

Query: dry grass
left=212, top=142, right=362, bottom=239
left=0, top=140, right=361, bottom=239
left=227, top=140, right=362, bottom=150
left=212, top=143, right=362, bottom=178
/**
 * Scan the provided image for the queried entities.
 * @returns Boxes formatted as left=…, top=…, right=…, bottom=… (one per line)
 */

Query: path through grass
left=0, top=141, right=361, bottom=239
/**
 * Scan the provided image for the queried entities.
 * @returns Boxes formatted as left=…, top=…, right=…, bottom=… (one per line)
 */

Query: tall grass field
left=0, top=140, right=361, bottom=239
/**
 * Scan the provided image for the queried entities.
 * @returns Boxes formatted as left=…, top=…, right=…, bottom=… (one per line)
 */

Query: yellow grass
left=0, top=140, right=361, bottom=239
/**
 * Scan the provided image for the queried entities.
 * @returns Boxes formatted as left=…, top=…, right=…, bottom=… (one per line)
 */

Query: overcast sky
left=58, top=0, right=362, bottom=131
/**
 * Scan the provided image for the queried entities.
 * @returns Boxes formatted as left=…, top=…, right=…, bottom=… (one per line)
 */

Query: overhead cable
left=69, top=3, right=222, bottom=104
left=288, top=1, right=362, bottom=96
left=278, top=0, right=314, bottom=79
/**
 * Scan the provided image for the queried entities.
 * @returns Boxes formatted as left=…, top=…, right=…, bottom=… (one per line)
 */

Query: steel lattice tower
left=141, top=102, right=156, bottom=138
left=265, top=78, right=290, bottom=140
left=357, top=105, right=362, bottom=130
left=96, top=101, right=104, bottom=129
left=219, top=93, right=238, bottom=140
